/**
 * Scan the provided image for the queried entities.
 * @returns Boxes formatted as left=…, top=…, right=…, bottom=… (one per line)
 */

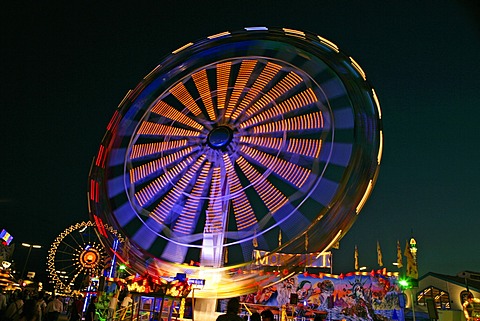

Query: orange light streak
left=134, top=156, right=194, bottom=207
left=151, top=101, right=203, bottom=130
left=252, top=111, right=323, bottom=134
left=169, top=82, right=202, bottom=116
left=223, top=155, right=257, bottom=230
left=150, top=155, right=206, bottom=223
left=241, top=146, right=310, bottom=188
left=137, top=121, right=200, bottom=137
left=239, top=136, right=284, bottom=151
left=192, top=69, right=216, bottom=121
left=245, top=71, right=303, bottom=117
left=377, top=130, right=383, bottom=165
left=241, top=88, right=317, bottom=128
left=231, top=62, right=282, bottom=120
left=236, top=156, right=288, bottom=213
left=130, top=139, right=188, bottom=160
left=173, top=162, right=212, bottom=234
left=130, top=146, right=194, bottom=184
left=216, top=62, right=231, bottom=109
left=286, top=138, right=322, bottom=158
left=224, top=60, right=257, bottom=119
left=282, top=28, right=306, bottom=38
left=205, top=167, right=225, bottom=233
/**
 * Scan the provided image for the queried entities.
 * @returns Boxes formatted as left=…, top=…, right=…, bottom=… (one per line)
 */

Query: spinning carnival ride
left=88, top=27, right=383, bottom=297
left=47, top=221, right=124, bottom=293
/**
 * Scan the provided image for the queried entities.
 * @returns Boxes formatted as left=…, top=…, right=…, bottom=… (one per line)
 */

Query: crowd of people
left=0, top=289, right=134, bottom=321
left=0, top=290, right=62, bottom=321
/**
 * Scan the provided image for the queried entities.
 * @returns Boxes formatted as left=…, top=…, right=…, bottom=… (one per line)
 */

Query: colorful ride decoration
left=47, top=221, right=124, bottom=293
left=88, top=27, right=383, bottom=297
left=125, top=274, right=192, bottom=298
left=242, top=270, right=401, bottom=321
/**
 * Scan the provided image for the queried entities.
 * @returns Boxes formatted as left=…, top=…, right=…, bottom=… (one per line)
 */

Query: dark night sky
left=1, top=1, right=479, bottom=283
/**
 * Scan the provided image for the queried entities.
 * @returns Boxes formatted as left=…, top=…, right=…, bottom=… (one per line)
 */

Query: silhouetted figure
left=216, top=298, right=243, bottom=321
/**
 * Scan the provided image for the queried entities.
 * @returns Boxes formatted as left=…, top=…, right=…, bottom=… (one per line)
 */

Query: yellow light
left=317, top=36, right=339, bottom=53
left=356, top=179, right=374, bottom=214
left=377, top=130, right=383, bottom=165
left=282, top=28, right=305, bottom=38
left=349, top=57, right=366, bottom=80
left=372, top=88, right=382, bottom=120
left=172, top=42, right=193, bottom=54
left=318, top=230, right=342, bottom=255
left=207, top=31, right=231, bottom=39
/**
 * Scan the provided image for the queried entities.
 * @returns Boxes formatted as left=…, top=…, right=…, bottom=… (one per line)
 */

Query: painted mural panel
left=241, top=271, right=402, bottom=321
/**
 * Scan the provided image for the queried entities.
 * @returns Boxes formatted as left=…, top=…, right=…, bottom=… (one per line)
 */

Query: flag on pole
left=396, top=240, right=403, bottom=268
left=354, top=245, right=359, bottom=270
left=377, top=241, right=383, bottom=267
left=404, top=240, right=418, bottom=279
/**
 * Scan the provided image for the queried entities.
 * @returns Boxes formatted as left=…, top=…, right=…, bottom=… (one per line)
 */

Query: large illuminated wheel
left=89, top=27, right=382, bottom=287
left=47, top=221, right=124, bottom=293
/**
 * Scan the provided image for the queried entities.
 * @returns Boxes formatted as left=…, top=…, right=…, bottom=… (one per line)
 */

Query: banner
left=253, top=250, right=331, bottom=268
left=241, top=271, right=402, bottom=321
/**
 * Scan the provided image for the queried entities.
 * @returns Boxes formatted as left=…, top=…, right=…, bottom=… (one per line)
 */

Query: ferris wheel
left=47, top=221, right=124, bottom=293
left=88, top=27, right=383, bottom=295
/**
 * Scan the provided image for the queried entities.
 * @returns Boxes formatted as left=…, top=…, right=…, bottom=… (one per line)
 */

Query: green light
left=119, top=264, right=126, bottom=270
left=399, top=279, right=409, bottom=287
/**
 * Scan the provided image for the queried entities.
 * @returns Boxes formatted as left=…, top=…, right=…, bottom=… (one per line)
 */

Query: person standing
left=4, top=291, right=24, bottom=321
left=107, top=292, right=119, bottom=321
left=45, top=296, right=62, bottom=321
left=35, top=293, right=46, bottom=321
left=18, top=299, right=40, bottom=321
left=69, top=296, right=84, bottom=321
left=119, top=293, right=132, bottom=320
left=85, top=297, right=98, bottom=321
left=216, top=298, right=244, bottom=321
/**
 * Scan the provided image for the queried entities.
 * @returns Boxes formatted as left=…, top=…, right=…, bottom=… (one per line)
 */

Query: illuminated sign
left=253, top=250, right=331, bottom=268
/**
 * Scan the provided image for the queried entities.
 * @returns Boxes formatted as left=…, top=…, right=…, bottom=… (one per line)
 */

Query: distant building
left=404, top=271, right=480, bottom=321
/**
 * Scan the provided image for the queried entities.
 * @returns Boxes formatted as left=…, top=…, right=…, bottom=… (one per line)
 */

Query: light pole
left=21, top=242, right=41, bottom=280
